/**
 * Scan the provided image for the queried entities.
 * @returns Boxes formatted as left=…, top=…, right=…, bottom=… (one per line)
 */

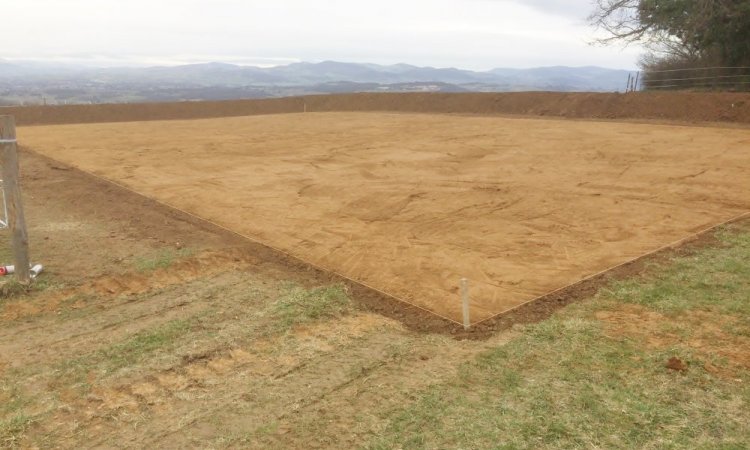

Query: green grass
left=0, top=414, right=33, bottom=449
left=0, top=233, right=54, bottom=300
left=0, top=256, right=356, bottom=446
left=0, top=280, right=31, bottom=299
left=0, top=381, right=29, bottom=419
left=601, top=228, right=750, bottom=316
left=366, top=225, right=750, bottom=450
left=0, top=380, right=33, bottom=449
left=0, top=277, right=54, bottom=300
left=98, top=319, right=193, bottom=370
left=213, top=422, right=281, bottom=448
left=269, top=283, right=353, bottom=332
left=55, top=318, right=193, bottom=387
left=47, top=282, right=351, bottom=390
left=0, top=314, right=203, bottom=444
left=133, top=248, right=193, bottom=272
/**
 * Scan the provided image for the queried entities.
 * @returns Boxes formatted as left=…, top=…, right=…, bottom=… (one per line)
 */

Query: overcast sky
left=4, top=0, right=641, bottom=70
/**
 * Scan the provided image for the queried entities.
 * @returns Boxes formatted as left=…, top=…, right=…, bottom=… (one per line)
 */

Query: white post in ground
left=0, top=115, right=31, bottom=285
left=460, top=277, right=470, bottom=330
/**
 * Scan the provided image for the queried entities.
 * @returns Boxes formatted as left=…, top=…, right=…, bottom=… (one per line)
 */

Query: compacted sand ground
left=19, top=112, right=750, bottom=323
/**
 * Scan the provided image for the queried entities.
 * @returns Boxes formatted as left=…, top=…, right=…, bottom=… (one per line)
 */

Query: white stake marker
left=461, top=278, right=470, bottom=330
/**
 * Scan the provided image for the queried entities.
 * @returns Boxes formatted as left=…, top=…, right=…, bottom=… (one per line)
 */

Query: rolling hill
left=0, top=60, right=633, bottom=105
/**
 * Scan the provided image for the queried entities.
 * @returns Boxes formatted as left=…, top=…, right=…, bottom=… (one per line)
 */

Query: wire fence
left=625, top=66, right=750, bottom=92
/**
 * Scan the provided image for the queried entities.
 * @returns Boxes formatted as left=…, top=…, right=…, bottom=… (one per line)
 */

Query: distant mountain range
left=0, top=60, right=633, bottom=105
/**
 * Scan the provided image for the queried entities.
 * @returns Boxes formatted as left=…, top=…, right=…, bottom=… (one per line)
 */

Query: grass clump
left=98, top=319, right=192, bottom=370
left=0, top=414, right=33, bottom=449
left=0, top=277, right=53, bottom=300
left=133, top=248, right=192, bottom=272
left=56, top=318, right=193, bottom=386
left=270, top=283, right=353, bottom=331
left=0, top=280, right=31, bottom=300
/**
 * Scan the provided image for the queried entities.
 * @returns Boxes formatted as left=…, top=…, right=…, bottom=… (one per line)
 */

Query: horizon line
left=0, top=56, right=640, bottom=72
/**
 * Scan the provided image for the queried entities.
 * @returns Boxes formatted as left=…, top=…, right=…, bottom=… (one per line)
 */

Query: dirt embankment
left=5, top=91, right=750, bottom=126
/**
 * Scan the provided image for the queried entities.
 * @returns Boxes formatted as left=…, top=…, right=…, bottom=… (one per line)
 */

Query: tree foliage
left=590, top=0, right=750, bottom=66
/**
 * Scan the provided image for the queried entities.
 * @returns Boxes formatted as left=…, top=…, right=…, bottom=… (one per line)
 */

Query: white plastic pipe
left=30, top=264, right=43, bottom=278
left=461, top=278, right=470, bottom=330
left=1, top=263, right=43, bottom=278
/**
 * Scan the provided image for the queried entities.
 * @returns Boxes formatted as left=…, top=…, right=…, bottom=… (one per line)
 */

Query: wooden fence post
left=0, top=116, right=31, bottom=284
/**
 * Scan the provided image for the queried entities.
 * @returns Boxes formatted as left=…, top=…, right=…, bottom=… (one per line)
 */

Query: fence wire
left=624, top=66, right=750, bottom=92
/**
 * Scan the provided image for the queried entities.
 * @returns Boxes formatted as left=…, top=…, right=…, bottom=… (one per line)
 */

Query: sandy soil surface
left=2, top=145, right=748, bottom=449
left=19, top=112, right=750, bottom=323
left=1, top=151, right=507, bottom=448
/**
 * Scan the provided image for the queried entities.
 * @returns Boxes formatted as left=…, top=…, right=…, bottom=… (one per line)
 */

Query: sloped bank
left=5, top=91, right=750, bottom=126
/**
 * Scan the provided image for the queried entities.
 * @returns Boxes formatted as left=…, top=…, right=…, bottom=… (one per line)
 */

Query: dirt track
left=6, top=91, right=750, bottom=126
left=19, top=112, right=750, bottom=323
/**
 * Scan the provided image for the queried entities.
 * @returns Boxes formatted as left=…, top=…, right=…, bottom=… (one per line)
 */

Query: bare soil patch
left=597, top=304, right=750, bottom=377
left=19, top=112, right=750, bottom=324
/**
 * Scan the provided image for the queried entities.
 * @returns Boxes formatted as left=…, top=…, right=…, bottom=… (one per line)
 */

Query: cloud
left=508, top=0, right=595, bottom=20
left=3, top=0, right=638, bottom=70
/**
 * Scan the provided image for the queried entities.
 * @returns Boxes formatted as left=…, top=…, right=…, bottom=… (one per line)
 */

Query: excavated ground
left=18, top=111, right=750, bottom=323
left=3, top=93, right=750, bottom=447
